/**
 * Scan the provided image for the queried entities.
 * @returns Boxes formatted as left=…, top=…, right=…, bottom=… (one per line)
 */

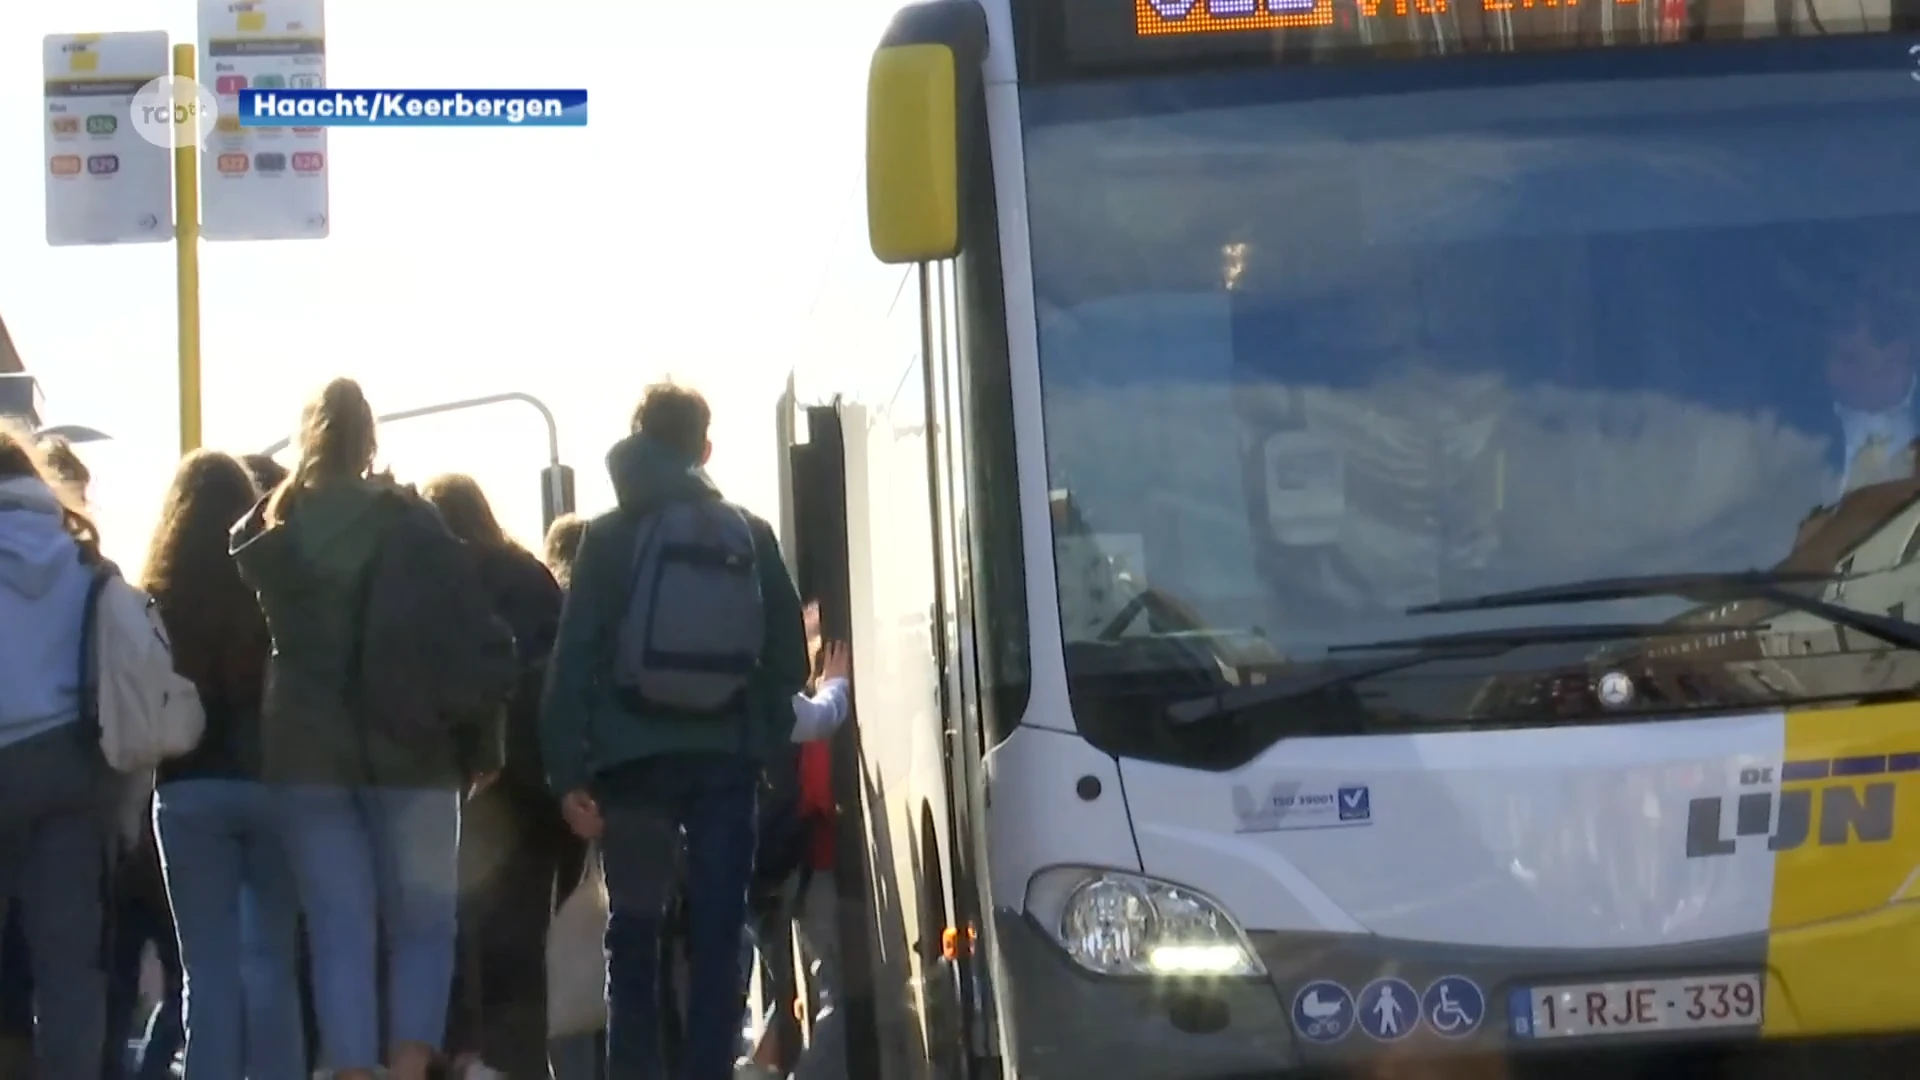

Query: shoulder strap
left=76, top=567, right=114, bottom=743
left=712, top=499, right=755, bottom=542
left=624, top=503, right=662, bottom=572
left=619, top=506, right=669, bottom=617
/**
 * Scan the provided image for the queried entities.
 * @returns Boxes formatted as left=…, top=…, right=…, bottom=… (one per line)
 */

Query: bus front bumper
left=991, top=911, right=1920, bottom=1079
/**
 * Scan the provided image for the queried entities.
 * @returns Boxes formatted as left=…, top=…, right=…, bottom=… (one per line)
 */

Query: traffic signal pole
left=255, top=390, right=575, bottom=531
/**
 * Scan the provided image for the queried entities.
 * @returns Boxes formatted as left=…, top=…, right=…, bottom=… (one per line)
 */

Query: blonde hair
left=267, top=378, right=377, bottom=524
left=542, top=513, right=587, bottom=590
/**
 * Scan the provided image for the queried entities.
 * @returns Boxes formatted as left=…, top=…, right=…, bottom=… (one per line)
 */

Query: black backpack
left=610, top=498, right=766, bottom=715
left=752, top=743, right=813, bottom=907
left=352, top=493, right=518, bottom=743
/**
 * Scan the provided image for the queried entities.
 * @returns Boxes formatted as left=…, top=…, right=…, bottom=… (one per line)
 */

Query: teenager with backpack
left=0, top=435, right=188, bottom=1080
left=233, top=379, right=513, bottom=1080
left=421, top=472, right=574, bottom=1080
left=143, top=450, right=306, bottom=1080
left=539, top=383, right=809, bottom=1080
left=0, top=422, right=122, bottom=1078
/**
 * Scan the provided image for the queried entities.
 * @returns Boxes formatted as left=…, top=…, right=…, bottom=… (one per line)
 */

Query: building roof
left=0, top=314, right=20, bottom=374
left=1779, top=479, right=1920, bottom=574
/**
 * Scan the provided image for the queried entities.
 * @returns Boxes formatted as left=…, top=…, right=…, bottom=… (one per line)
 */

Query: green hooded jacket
left=231, top=477, right=504, bottom=788
left=537, top=433, right=808, bottom=796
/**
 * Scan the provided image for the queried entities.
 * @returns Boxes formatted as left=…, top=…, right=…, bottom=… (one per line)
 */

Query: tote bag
left=547, top=845, right=610, bottom=1038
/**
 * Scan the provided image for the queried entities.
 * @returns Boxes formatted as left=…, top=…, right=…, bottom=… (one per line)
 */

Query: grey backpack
left=612, top=498, right=766, bottom=714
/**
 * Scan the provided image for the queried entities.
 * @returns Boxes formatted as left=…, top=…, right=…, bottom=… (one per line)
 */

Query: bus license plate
left=1513, top=974, right=1763, bottom=1039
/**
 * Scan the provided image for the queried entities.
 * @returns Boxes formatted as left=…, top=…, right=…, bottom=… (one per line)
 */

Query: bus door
left=786, top=402, right=884, bottom=1080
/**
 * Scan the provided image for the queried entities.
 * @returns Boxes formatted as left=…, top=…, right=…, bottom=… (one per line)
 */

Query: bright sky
left=2, top=0, right=894, bottom=565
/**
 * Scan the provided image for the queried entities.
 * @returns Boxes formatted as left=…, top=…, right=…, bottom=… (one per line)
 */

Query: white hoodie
left=0, top=476, right=93, bottom=750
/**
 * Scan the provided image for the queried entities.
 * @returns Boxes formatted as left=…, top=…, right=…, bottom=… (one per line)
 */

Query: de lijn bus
left=776, top=0, right=1920, bottom=1076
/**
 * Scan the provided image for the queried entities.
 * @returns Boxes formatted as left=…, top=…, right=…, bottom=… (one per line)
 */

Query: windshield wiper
left=1407, top=569, right=1920, bottom=653
left=1164, top=622, right=1697, bottom=727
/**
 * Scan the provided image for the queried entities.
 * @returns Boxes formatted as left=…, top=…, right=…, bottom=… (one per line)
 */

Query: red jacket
left=799, top=741, right=834, bottom=871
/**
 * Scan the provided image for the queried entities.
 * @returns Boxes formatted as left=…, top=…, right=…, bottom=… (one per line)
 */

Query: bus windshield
left=1022, top=36, right=1920, bottom=738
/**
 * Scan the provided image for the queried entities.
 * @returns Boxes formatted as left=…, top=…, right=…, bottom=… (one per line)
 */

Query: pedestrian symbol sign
left=1356, top=977, right=1418, bottom=1042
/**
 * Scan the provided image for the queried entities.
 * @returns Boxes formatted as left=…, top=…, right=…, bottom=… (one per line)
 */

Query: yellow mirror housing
left=867, top=43, right=961, bottom=265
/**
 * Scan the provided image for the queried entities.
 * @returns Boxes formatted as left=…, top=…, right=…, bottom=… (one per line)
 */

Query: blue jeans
left=0, top=723, right=116, bottom=1079
left=597, top=754, right=758, bottom=1080
left=275, top=786, right=460, bottom=1072
left=156, top=779, right=305, bottom=1079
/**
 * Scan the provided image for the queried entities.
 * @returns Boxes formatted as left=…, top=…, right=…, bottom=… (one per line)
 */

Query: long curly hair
left=0, top=419, right=102, bottom=563
left=419, top=473, right=512, bottom=552
left=139, top=450, right=269, bottom=698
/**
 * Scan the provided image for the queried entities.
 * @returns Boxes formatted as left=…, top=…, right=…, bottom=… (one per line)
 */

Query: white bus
left=781, top=0, right=1920, bottom=1076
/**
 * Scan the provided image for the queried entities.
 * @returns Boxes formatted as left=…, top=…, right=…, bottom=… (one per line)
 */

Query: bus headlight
left=1025, top=867, right=1266, bottom=978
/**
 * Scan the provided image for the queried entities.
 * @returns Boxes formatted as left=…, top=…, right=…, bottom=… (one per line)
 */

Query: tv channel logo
left=128, top=75, right=218, bottom=149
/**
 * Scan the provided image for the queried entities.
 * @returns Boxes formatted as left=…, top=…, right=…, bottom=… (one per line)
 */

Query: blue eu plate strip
left=1508, top=987, right=1535, bottom=1038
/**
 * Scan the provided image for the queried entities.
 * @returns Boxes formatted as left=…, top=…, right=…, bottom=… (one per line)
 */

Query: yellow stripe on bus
left=1764, top=701, right=1920, bottom=1037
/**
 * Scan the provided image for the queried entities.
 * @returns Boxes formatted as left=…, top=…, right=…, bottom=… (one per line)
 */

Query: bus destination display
left=1139, top=0, right=1651, bottom=34
left=1029, top=0, right=1903, bottom=77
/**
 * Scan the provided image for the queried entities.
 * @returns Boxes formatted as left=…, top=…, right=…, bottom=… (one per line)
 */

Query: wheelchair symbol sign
left=1421, top=975, right=1485, bottom=1038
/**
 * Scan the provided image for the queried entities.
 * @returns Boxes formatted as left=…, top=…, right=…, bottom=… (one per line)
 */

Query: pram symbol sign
left=1291, top=980, right=1354, bottom=1043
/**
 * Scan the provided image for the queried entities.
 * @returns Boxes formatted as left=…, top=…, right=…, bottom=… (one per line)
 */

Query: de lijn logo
left=1684, top=761, right=1898, bottom=859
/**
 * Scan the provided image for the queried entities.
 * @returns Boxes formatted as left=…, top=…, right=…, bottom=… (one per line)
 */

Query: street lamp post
left=258, top=391, right=575, bottom=530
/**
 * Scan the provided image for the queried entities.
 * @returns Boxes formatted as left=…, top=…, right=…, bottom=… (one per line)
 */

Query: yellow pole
left=173, top=43, right=203, bottom=455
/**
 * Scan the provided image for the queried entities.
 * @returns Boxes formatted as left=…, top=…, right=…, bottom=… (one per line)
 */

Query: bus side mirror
left=867, top=43, right=961, bottom=265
